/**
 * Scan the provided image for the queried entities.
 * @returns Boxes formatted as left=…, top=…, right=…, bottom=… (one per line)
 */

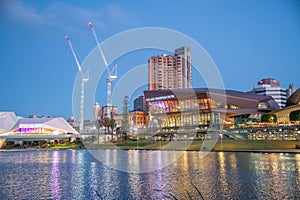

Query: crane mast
left=65, top=35, right=82, bottom=74
left=88, top=22, right=117, bottom=117
left=88, top=22, right=109, bottom=70
left=65, top=35, right=89, bottom=132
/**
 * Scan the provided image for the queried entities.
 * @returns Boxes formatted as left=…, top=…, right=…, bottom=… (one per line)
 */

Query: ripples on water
left=0, top=150, right=300, bottom=200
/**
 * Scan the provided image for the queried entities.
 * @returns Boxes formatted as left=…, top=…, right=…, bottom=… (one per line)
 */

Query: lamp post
left=220, top=133, right=223, bottom=150
left=271, top=116, right=274, bottom=125
left=136, top=136, right=139, bottom=149
left=158, top=136, right=161, bottom=148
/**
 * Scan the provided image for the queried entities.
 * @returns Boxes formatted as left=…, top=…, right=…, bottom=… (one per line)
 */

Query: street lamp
left=158, top=136, right=161, bottom=148
left=271, top=116, right=274, bottom=125
left=136, top=136, right=139, bottom=149
left=220, top=133, right=223, bottom=150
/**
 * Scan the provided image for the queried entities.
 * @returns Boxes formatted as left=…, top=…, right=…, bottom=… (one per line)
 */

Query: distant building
left=287, top=83, right=295, bottom=97
left=174, top=47, right=192, bottom=89
left=129, top=111, right=149, bottom=129
left=101, top=105, right=118, bottom=120
left=133, top=95, right=147, bottom=112
left=272, top=88, right=300, bottom=124
left=252, top=78, right=289, bottom=108
left=113, top=113, right=124, bottom=128
left=148, top=47, right=192, bottom=90
left=93, top=102, right=101, bottom=120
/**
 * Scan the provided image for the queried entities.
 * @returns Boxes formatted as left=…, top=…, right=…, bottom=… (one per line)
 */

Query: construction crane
left=88, top=22, right=117, bottom=118
left=65, top=35, right=89, bottom=132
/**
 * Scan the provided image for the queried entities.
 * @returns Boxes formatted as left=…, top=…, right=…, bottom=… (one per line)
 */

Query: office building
left=148, top=47, right=192, bottom=90
left=253, top=78, right=288, bottom=108
left=133, top=95, right=147, bottom=112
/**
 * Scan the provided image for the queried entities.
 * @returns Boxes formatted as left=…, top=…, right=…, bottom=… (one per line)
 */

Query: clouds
left=0, top=0, right=136, bottom=34
left=0, top=0, right=54, bottom=25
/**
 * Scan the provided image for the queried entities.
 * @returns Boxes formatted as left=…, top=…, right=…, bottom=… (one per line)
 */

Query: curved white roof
left=0, top=112, right=18, bottom=134
left=11, top=117, right=79, bottom=134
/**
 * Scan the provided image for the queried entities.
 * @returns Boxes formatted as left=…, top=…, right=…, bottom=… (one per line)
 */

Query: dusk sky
left=0, top=0, right=299, bottom=119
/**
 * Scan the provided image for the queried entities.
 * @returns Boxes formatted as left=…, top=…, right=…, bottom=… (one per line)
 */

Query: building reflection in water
left=50, top=150, right=60, bottom=199
left=250, top=152, right=299, bottom=199
left=1, top=150, right=300, bottom=199
left=90, top=161, right=98, bottom=197
left=72, top=151, right=85, bottom=198
left=128, top=152, right=142, bottom=196
left=217, top=152, right=239, bottom=199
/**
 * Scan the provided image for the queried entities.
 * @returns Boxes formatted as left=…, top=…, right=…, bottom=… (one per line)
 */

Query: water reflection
left=51, top=151, right=60, bottom=199
left=0, top=150, right=300, bottom=199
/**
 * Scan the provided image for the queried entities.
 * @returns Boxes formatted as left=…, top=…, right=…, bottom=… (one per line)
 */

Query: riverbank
left=86, top=140, right=300, bottom=150
left=1, top=140, right=300, bottom=153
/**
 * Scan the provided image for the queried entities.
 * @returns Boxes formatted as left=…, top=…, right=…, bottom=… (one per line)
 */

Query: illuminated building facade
left=144, top=88, right=280, bottom=131
left=10, top=117, right=79, bottom=135
left=129, top=111, right=149, bottom=128
left=148, top=47, right=192, bottom=90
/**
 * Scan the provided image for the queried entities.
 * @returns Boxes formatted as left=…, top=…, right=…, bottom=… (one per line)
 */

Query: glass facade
left=148, top=98, right=231, bottom=128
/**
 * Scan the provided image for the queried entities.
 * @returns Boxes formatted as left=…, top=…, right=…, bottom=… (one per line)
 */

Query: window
left=258, top=102, right=269, bottom=110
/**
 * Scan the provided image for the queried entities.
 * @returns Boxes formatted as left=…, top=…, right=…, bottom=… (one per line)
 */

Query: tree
left=121, top=95, right=130, bottom=140
left=102, top=117, right=111, bottom=135
left=290, top=110, right=300, bottom=121
left=95, top=119, right=103, bottom=144
left=116, top=127, right=122, bottom=140
left=261, top=114, right=277, bottom=123
left=109, top=118, right=116, bottom=141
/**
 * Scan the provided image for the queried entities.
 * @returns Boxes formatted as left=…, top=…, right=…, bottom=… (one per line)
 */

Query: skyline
left=0, top=0, right=299, bottom=119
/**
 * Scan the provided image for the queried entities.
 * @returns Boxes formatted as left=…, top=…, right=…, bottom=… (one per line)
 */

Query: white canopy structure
left=10, top=117, right=79, bottom=135
left=0, top=113, right=79, bottom=148
left=0, top=112, right=19, bottom=134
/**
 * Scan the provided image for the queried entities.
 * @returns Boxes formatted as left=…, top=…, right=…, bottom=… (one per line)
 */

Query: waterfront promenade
left=2, top=140, right=300, bottom=153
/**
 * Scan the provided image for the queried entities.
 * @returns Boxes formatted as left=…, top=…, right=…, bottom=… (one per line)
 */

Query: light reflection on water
left=0, top=150, right=300, bottom=199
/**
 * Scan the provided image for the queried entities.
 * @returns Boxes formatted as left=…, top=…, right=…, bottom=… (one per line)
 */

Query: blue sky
left=0, top=0, right=299, bottom=119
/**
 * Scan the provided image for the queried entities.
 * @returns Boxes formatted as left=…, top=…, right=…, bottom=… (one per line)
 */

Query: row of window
left=151, top=113, right=222, bottom=128
left=148, top=99, right=239, bottom=114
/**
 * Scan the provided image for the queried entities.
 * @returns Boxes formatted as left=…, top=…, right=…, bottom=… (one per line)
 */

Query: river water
left=0, top=150, right=300, bottom=199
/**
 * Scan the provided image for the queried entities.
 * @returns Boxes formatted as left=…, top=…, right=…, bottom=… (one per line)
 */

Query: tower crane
left=65, top=35, right=89, bottom=132
left=88, top=22, right=117, bottom=118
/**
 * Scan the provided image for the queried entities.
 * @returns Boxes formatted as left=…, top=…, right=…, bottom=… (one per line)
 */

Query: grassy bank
left=83, top=140, right=300, bottom=151
left=3, top=140, right=298, bottom=151
left=48, top=143, right=80, bottom=149
left=212, top=140, right=299, bottom=151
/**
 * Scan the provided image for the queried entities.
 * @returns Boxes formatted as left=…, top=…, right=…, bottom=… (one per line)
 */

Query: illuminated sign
left=20, top=124, right=42, bottom=128
left=146, top=95, right=175, bottom=102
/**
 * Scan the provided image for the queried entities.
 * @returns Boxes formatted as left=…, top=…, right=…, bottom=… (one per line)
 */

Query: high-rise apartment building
left=253, top=78, right=288, bottom=108
left=175, top=47, right=192, bottom=89
left=148, top=47, right=192, bottom=90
